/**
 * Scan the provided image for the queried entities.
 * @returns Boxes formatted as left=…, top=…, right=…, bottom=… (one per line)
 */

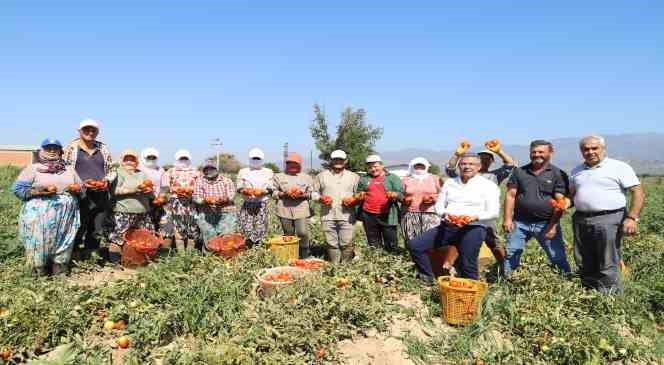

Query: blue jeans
left=407, top=223, right=487, bottom=280
left=503, top=221, right=570, bottom=275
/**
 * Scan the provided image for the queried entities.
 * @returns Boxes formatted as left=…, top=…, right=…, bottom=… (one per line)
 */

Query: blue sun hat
left=40, top=138, right=62, bottom=148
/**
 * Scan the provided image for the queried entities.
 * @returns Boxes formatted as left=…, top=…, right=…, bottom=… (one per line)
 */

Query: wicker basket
left=207, top=233, right=246, bottom=259
left=122, top=229, right=163, bottom=268
left=437, top=276, right=488, bottom=325
left=268, top=235, right=300, bottom=263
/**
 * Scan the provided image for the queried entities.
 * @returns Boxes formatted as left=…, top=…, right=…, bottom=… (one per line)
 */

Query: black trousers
left=362, top=211, right=398, bottom=251
left=75, top=190, right=110, bottom=250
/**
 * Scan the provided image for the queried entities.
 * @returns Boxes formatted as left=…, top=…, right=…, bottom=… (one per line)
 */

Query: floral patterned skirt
left=108, top=212, right=155, bottom=246
left=400, top=211, right=441, bottom=242
left=238, top=201, right=269, bottom=243
left=18, top=194, right=80, bottom=267
left=161, top=197, right=199, bottom=240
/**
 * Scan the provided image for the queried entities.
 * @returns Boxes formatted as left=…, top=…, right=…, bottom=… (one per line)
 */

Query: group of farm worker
left=11, top=119, right=644, bottom=294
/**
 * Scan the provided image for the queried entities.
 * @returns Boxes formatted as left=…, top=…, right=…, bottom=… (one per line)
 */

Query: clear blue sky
left=1, top=1, right=662, bottom=165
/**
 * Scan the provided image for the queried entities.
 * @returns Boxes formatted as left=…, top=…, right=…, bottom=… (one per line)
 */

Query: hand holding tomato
left=445, top=214, right=474, bottom=227
left=67, top=183, right=81, bottom=194
left=421, top=194, right=436, bottom=205
left=354, top=192, right=366, bottom=202
left=484, top=139, right=501, bottom=153
left=342, top=196, right=356, bottom=206
left=455, top=140, right=471, bottom=156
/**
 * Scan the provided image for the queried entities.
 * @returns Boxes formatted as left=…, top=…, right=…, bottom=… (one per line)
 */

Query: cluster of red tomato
left=204, top=196, right=220, bottom=205
left=287, top=186, right=303, bottom=199
left=548, top=197, right=566, bottom=211
left=67, top=183, right=81, bottom=193
left=485, top=139, right=500, bottom=150
left=290, top=259, right=326, bottom=269
left=85, top=179, right=106, bottom=189
left=447, top=214, right=473, bottom=227
left=208, top=234, right=245, bottom=253
left=151, top=194, right=167, bottom=206
left=319, top=195, right=333, bottom=205
left=125, top=229, right=161, bottom=254
left=342, top=196, right=356, bottom=206
left=241, top=187, right=265, bottom=198
left=448, top=279, right=476, bottom=289
left=137, top=179, right=154, bottom=193
left=175, top=186, right=193, bottom=197
left=264, top=271, right=291, bottom=283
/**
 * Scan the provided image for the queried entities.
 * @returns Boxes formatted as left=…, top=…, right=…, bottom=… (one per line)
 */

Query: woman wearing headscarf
left=107, top=149, right=156, bottom=263
left=236, top=148, right=274, bottom=247
left=400, top=157, right=443, bottom=241
left=193, top=160, right=238, bottom=249
left=161, top=149, right=201, bottom=253
left=11, top=138, right=84, bottom=276
left=273, top=153, right=314, bottom=258
left=140, top=147, right=167, bottom=229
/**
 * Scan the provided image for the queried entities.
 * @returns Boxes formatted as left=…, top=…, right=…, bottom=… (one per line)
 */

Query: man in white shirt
left=570, top=135, right=644, bottom=293
left=407, top=154, right=500, bottom=281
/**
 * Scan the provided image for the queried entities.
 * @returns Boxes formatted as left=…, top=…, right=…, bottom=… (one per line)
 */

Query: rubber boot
left=299, top=245, right=310, bottom=259
left=33, top=266, right=48, bottom=277
left=340, top=246, right=355, bottom=262
left=108, top=243, right=122, bottom=264
left=327, top=248, right=342, bottom=264
left=175, top=239, right=186, bottom=254
left=185, top=239, right=196, bottom=253
left=51, top=263, right=67, bottom=276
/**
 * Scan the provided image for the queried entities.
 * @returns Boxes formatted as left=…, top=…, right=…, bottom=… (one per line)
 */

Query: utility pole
left=210, top=138, right=222, bottom=171
left=283, top=142, right=289, bottom=170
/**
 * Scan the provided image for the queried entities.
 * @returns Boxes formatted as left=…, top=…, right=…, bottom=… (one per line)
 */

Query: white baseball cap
left=330, top=150, right=347, bottom=160
left=366, top=154, right=382, bottom=163
left=141, top=147, right=160, bottom=159
left=79, top=119, right=99, bottom=130
left=248, top=147, right=265, bottom=160
left=478, top=149, right=496, bottom=158
left=174, top=149, right=192, bottom=160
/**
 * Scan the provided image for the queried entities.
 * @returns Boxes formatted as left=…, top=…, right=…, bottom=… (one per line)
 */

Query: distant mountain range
left=379, top=133, right=664, bottom=174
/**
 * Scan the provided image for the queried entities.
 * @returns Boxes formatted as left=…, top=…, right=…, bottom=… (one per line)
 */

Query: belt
left=575, top=208, right=624, bottom=218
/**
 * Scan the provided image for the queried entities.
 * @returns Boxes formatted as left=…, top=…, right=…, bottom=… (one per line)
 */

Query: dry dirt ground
left=62, top=265, right=443, bottom=365
left=337, top=293, right=446, bottom=365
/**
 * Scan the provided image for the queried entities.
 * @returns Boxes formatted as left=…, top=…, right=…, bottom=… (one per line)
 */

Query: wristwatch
left=625, top=215, right=640, bottom=223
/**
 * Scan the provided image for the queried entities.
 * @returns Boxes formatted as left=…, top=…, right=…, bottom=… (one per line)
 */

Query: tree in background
left=263, top=162, right=281, bottom=173
left=310, top=104, right=383, bottom=172
left=429, top=163, right=441, bottom=176
left=206, top=153, right=242, bottom=174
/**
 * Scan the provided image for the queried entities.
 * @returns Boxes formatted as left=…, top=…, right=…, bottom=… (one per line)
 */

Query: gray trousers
left=280, top=217, right=309, bottom=251
left=572, top=210, right=624, bottom=293
left=322, top=220, right=354, bottom=248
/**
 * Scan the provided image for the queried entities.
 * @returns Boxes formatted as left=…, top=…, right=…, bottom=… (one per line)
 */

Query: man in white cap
left=445, top=139, right=515, bottom=184
left=356, top=154, right=404, bottom=252
left=63, top=119, right=115, bottom=255
left=445, top=139, right=516, bottom=262
left=313, top=150, right=360, bottom=263
left=236, top=147, right=274, bottom=247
